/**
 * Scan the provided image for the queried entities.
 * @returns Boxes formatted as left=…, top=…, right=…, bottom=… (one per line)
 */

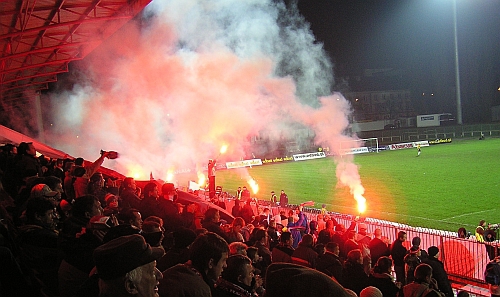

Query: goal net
left=338, top=137, right=379, bottom=155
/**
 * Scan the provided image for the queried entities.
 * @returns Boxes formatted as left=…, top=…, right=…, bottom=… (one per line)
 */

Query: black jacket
left=316, top=252, right=343, bottom=282
left=423, top=257, right=453, bottom=297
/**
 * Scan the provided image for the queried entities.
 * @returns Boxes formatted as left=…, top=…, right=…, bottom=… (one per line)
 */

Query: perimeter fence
left=357, top=123, right=500, bottom=145
left=260, top=202, right=498, bottom=296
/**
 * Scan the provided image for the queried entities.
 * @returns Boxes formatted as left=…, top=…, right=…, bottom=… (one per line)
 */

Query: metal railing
left=263, top=203, right=496, bottom=296
left=358, top=123, right=500, bottom=144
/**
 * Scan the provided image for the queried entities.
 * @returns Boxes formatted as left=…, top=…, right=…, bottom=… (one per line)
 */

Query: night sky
left=296, top=0, right=500, bottom=123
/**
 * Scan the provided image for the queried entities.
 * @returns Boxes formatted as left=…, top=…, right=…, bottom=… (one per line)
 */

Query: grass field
left=177, top=138, right=500, bottom=232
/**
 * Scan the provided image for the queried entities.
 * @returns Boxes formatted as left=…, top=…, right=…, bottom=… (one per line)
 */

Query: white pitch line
left=442, top=209, right=498, bottom=221
left=326, top=204, right=494, bottom=228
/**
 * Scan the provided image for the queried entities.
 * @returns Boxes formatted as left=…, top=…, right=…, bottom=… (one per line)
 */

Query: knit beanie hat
left=428, top=246, right=439, bottom=258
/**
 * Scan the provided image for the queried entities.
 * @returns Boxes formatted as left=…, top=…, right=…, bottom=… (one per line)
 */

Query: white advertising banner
left=389, top=140, right=429, bottom=150
left=225, top=159, right=263, bottom=169
left=292, top=151, right=326, bottom=161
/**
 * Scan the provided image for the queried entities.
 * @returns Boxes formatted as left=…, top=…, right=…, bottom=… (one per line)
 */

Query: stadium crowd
left=0, top=142, right=477, bottom=297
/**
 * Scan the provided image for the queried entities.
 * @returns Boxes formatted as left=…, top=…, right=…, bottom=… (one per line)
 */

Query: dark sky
left=296, top=0, right=500, bottom=122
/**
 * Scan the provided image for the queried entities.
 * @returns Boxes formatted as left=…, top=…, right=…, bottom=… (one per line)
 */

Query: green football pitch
left=177, top=138, right=499, bottom=232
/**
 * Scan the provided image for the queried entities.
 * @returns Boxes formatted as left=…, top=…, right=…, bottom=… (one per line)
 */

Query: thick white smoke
left=46, top=0, right=363, bottom=202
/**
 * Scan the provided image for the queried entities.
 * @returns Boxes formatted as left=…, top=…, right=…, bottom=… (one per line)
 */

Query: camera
left=489, top=224, right=500, bottom=230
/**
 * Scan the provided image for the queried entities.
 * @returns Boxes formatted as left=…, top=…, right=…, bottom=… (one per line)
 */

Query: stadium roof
left=0, top=0, right=151, bottom=108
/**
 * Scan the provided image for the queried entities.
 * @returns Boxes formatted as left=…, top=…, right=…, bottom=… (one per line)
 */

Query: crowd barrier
left=220, top=198, right=496, bottom=296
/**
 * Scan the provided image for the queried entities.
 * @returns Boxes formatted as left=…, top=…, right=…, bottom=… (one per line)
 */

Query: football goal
left=338, top=137, right=379, bottom=155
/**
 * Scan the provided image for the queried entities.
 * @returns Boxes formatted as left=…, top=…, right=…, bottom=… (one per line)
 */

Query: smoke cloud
left=46, top=0, right=362, bottom=198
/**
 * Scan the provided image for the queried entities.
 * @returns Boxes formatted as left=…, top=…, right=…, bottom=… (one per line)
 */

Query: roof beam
left=1, top=15, right=132, bottom=41
left=0, top=41, right=90, bottom=62
left=1, top=70, right=62, bottom=85
left=0, top=58, right=76, bottom=75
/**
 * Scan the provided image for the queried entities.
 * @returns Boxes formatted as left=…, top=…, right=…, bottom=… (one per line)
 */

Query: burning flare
left=220, top=144, right=228, bottom=155
left=247, top=177, right=259, bottom=194
left=335, top=159, right=367, bottom=215
left=197, top=172, right=206, bottom=187
left=355, top=193, right=367, bottom=214
left=165, top=169, right=174, bottom=183
left=126, top=165, right=146, bottom=180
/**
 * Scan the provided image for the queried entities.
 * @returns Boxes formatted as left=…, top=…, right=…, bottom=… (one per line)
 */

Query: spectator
left=229, top=242, right=248, bottom=256
left=103, top=193, right=119, bottom=216
left=412, top=236, right=429, bottom=261
left=368, top=256, right=401, bottom=297
left=72, top=166, right=88, bottom=198
left=240, top=199, right=255, bottom=225
left=403, top=263, right=443, bottom=297
left=309, top=220, right=318, bottom=238
left=316, top=242, right=343, bottom=282
left=316, top=214, right=326, bottom=232
left=159, top=232, right=229, bottom=297
left=332, top=221, right=356, bottom=258
left=240, top=223, right=254, bottom=243
left=63, top=161, right=76, bottom=202
left=287, top=213, right=301, bottom=249
left=141, top=220, right=164, bottom=247
left=78, top=152, right=112, bottom=182
left=117, top=208, right=143, bottom=230
left=356, top=223, right=371, bottom=247
left=0, top=245, right=36, bottom=296
left=18, top=196, right=59, bottom=296
left=279, top=189, right=288, bottom=207
left=253, top=228, right=272, bottom=276
left=390, top=231, right=408, bottom=284
left=52, top=158, right=65, bottom=181
left=270, top=191, right=277, bottom=206
left=93, top=234, right=164, bottom=297
left=343, top=230, right=360, bottom=258
left=423, top=246, right=453, bottom=297
left=259, top=207, right=272, bottom=229
left=139, top=182, right=161, bottom=220
left=369, top=228, right=390, bottom=265
left=87, top=173, right=107, bottom=204
left=58, top=214, right=115, bottom=297
left=241, top=186, right=251, bottom=200
left=0, top=143, right=17, bottom=197
left=213, top=255, right=262, bottom=297
left=267, top=219, right=279, bottom=250
left=317, top=219, right=335, bottom=245
left=60, top=195, right=103, bottom=243
left=73, top=151, right=112, bottom=199
left=231, top=199, right=242, bottom=217
left=29, top=183, right=60, bottom=200
left=295, top=205, right=309, bottom=235
left=120, top=177, right=142, bottom=210
left=404, top=246, right=422, bottom=284
left=226, top=217, right=245, bottom=243
left=360, top=286, right=383, bottom=297
left=342, top=249, right=369, bottom=295
left=265, top=263, right=355, bottom=297
left=235, top=187, right=242, bottom=200
left=291, top=234, right=318, bottom=268
left=43, top=176, right=64, bottom=200
left=272, top=231, right=294, bottom=263
left=157, top=227, right=196, bottom=272
left=13, top=142, right=43, bottom=192
left=202, top=208, right=228, bottom=240
left=158, top=182, right=180, bottom=232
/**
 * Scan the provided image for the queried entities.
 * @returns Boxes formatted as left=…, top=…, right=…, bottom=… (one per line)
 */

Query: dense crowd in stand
left=0, top=142, right=479, bottom=297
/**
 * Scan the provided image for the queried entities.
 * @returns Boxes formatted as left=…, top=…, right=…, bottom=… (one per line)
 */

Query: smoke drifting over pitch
left=47, top=0, right=364, bottom=202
